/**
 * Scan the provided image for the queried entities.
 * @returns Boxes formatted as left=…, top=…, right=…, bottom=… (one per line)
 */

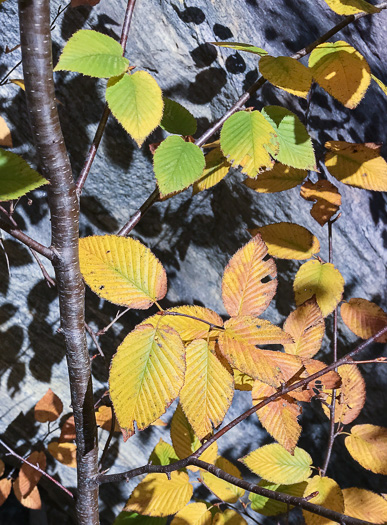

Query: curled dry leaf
left=341, top=298, right=387, bottom=343
left=283, top=298, right=325, bottom=358
left=300, top=180, right=341, bottom=226
left=47, top=441, right=77, bottom=468
left=13, top=478, right=42, bottom=509
left=59, top=415, right=76, bottom=442
left=18, top=451, right=46, bottom=497
left=0, top=478, right=12, bottom=507
left=34, top=388, right=63, bottom=423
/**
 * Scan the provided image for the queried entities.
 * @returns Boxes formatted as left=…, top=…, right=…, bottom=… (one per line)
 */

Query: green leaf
left=149, top=439, right=179, bottom=467
left=160, top=98, right=197, bottom=136
left=106, top=71, right=164, bottom=147
left=113, top=512, right=167, bottom=525
left=249, top=480, right=308, bottom=516
left=153, top=136, right=205, bottom=196
left=220, top=111, right=278, bottom=178
left=0, top=149, right=48, bottom=201
left=261, top=106, right=316, bottom=170
left=54, top=30, right=129, bottom=78
left=210, top=42, right=268, bottom=56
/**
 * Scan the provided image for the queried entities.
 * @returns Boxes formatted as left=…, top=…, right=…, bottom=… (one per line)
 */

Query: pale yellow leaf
left=300, top=180, right=341, bottom=226
left=243, top=162, right=306, bottom=193
left=325, top=141, right=387, bottom=191
left=34, top=389, right=63, bottom=423
left=345, top=424, right=387, bottom=475
left=251, top=222, right=320, bottom=260
left=171, top=502, right=212, bottom=525
left=47, top=442, right=77, bottom=468
left=18, top=451, right=46, bottom=497
left=212, top=509, right=247, bottom=525
left=309, top=41, right=371, bottom=109
left=322, top=0, right=380, bottom=15
left=302, top=476, right=344, bottom=525
left=341, top=298, right=387, bottom=343
left=0, top=478, right=12, bottom=507
left=201, top=457, right=245, bottom=503
left=259, top=56, right=312, bottom=98
left=343, top=488, right=387, bottom=524
left=109, top=324, right=185, bottom=433
left=13, top=478, right=41, bottom=510
left=0, top=116, right=12, bottom=147
left=293, top=260, right=344, bottom=317
left=222, top=235, right=277, bottom=317
left=283, top=299, right=325, bottom=358
left=233, top=369, right=254, bottom=391
left=124, top=471, right=193, bottom=517
left=193, top=145, right=231, bottom=194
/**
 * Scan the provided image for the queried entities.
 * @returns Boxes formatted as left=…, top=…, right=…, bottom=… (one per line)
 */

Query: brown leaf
left=0, top=478, right=12, bottom=507
left=34, top=389, right=63, bottom=423
left=18, top=451, right=46, bottom=497
left=300, top=180, right=341, bottom=226
left=59, top=415, right=76, bottom=443
left=0, top=116, right=12, bottom=147
left=95, top=406, right=120, bottom=432
left=47, top=442, right=77, bottom=468
left=13, top=478, right=41, bottom=509
left=341, top=298, right=387, bottom=343
left=0, top=459, right=4, bottom=477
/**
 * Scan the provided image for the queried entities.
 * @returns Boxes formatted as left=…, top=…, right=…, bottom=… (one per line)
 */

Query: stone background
left=0, top=0, right=386, bottom=523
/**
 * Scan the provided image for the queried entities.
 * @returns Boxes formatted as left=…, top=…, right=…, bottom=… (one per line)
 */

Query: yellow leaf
left=180, top=339, right=234, bottom=440
left=233, top=369, right=254, bottom=391
left=47, top=442, right=77, bottom=468
left=293, top=260, right=344, bottom=317
left=259, top=56, right=312, bottom=98
left=95, top=405, right=120, bottom=432
left=79, top=235, right=167, bottom=309
left=218, top=316, right=293, bottom=386
left=325, top=140, right=387, bottom=191
left=13, top=478, right=42, bottom=510
left=249, top=480, right=307, bottom=516
left=302, top=476, right=344, bottom=525
left=322, top=0, right=380, bottom=15
left=343, top=488, right=387, bottom=524
left=0, top=478, right=12, bottom=507
left=0, top=116, right=12, bottom=147
left=252, top=222, right=320, bottom=260
left=193, top=145, right=231, bottom=194
left=345, top=424, right=387, bottom=475
left=241, top=444, right=313, bottom=485
left=243, top=162, right=306, bottom=193
left=322, top=364, right=365, bottom=424
left=170, top=404, right=218, bottom=471
left=110, top=324, right=185, bottom=433
left=9, top=79, right=26, bottom=91
left=18, top=451, right=46, bottom=497
left=341, top=298, right=387, bottom=342
left=34, top=388, right=63, bottom=423
left=372, top=74, right=387, bottom=96
left=142, top=306, right=223, bottom=342
left=201, top=457, right=245, bottom=503
left=300, top=180, right=341, bottom=226
left=283, top=299, right=325, bottom=358
left=252, top=380, right=301, bottom=453
left=212, top=509, right=247, bottom=525
left=309, top=41, right=371, bottom=109
left=222, top=235, right=277, bottom=317
left=124, top=471, right=193, bottom=517
left=171, top=502, right=212, bottom=525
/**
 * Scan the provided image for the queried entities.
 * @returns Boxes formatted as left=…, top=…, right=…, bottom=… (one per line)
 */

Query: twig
left=157, top=310, right=225, bottom=331
left=96, top=307, right=130, bottom=336
left=29, top=249, right=56, bottom=287
left=98, top=408, right=116, bottom=471
left=85, top=322, right=105, bottom=358
left=117, top=188, right=159, bottom=237
left=75, top=0, right=137, bottom=196
left=0, top=439, right=74, bottom=499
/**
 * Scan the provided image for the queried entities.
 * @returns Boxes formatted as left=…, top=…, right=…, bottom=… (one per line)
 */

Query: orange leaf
left=222, top=235, right=277, bottom=317
left=283, top=299, right=325, bottom=358
left=300, top=180, right=341, bottom=226
left=47, top=442, right=77, bottom=468
left=13, top=478, right=41, bottom=509
left=59, top=415, right=76, bottom=443
left=341, top=298, right=387, bottom=343
left=0, top=116, right=12, bottom=148
left=18, top=451, right=46, bottom=497
left=0, top=478, right=12, bottom=507
left=34, top=389, right=63, bottom=423
left=95, top=405, right=120, bottom=432
left=252, top=379, right=301, bottom=453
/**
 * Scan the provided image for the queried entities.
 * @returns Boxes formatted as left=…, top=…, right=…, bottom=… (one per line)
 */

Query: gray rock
left=0, top=1, right=386, bottom=524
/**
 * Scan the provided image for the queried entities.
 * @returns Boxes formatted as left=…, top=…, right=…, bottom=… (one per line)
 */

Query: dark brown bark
left=18, top=1, right=99, bottom=524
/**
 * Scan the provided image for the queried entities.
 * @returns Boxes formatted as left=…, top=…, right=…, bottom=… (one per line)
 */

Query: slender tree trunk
left=18, top=1, right=99, bottom=523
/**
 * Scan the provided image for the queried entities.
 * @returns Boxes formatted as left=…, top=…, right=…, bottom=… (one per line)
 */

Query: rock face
left=0, top=1, right=386, bottom=524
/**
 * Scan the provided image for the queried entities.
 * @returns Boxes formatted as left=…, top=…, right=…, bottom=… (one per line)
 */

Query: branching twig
left=96, top=307, right=130, bottom=336
left=29, top=248, right=56, bottom=287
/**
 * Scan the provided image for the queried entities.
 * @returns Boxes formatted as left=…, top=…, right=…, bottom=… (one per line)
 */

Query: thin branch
left=85, top=322, right=105, bottom=359
left=75, top=0, right=137, bottom=195
left=0, top=439, right=74, bottom=499
left=95, top=307, right=130, bottom=336
left=98, top=407, right=116, bottom=471
left=29, top=248, right=56, bottom=287
left=115, top=1, right=387, bottom=237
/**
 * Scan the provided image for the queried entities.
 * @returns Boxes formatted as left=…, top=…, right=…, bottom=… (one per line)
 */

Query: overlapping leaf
left=341, top=298, right=387, bottom=342
left=342, top=488, right=387, bottom=524
left=0, top=149, right=48, bottom=201
left=113, top=512, right=167, bottom=525
left=47, top=442, right=77, bottom=468
left=79, top=235, right=167, bottom=309
left=302, top=476, right=344, bottom=525
left=283, top=299, right=325, bottom=358
left=300, top=180, right=341, bottom=226
left=261, top=106, right=316, bottom=170
left=124, top=472, right=193, bottom=517
left=95, top=405, right=120, bottom=432
left=180, top=339, right=234, bottom=440
left=218, top=316, right=293, bottom=386
left=251, top=223, right=320, bottom=260
left=109, top=324, right=185, bottom=434
left=201, top=457, right=245, bottom=503
left=34, top=389, right=63, bottom=423
left=13, top=478, right=41, bottom=509
left=241, top=444, right=313, bottom=485
left=345, top=424, right=387, bottom=474
left=249, top=480, right=307, bottom=516
left=222, top=235, right=277, bottom=317
left=18, top=451, right=46, bottom=497
left=220, top=110, right=278, bottom=178
left=106, top=71, right=163, bottom=147
left=259, top=56, right=312, bottom=98
left=252, top=379, right=301, bottom=453
left=153, top=136, right=205, bottom=196
left=243, top=162, right=306, bottom=193
left=160, top=98, right=197, bottom=136
left=322, top=364, right=366, bottom=424
left=149, top=439, right=179, bottom=467
left=0, top=478, right=11, bottom=507
left=293, top=260, right=344, bottom=317
left=212, top=509, right=247, bottom=525
left=309, top=41, right=371, bottom=109
left=171, top=503, right=212, bottom=525
left=54, top=30, right=129, bottom=77
left=322, top=0, right=380, bottom=15
left=210, top=42, right=268, bottom=56
left=233, top=369, right=254, bottom=391
left=325, top=141, right=387, bottom=191
left=193, top=145, right=231, bottom=194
